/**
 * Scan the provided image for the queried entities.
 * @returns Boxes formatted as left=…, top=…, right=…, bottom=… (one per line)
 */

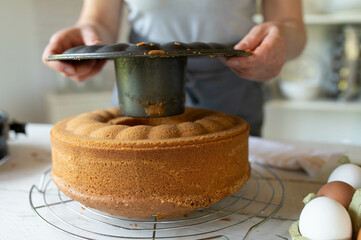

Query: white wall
left=0, top=0, right=127, bottom=123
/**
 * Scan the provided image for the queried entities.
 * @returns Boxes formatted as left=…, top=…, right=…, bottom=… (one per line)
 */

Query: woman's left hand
left=226, top=22, right=287, bottom=82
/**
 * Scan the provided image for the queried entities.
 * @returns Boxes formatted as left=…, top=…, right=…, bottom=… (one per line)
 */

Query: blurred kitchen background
left=0, top=0, right=361, bottom=145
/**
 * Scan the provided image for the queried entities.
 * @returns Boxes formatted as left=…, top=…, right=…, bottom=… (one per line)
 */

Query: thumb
left=234, top=40, right=249, bottom=51
left=81, top=26, right=102, bottom=46
left=235, top=25, right=267, bottom=51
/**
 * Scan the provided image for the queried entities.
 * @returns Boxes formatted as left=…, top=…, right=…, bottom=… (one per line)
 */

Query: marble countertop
left=1, top=123, right=360, bottom=240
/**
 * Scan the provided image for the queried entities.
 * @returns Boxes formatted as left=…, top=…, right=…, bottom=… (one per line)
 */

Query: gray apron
left=112, top=31, right=263, bottom=136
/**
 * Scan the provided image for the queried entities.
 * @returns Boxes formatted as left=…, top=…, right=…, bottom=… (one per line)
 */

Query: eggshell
left=328, top=163, right=361, bottom=189
left=317, top=181, right=355, bottom=208
left=299, top=197, right=352, bottom=240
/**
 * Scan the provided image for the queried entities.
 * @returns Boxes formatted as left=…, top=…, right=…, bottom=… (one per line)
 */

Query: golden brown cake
left=50, top=107, right=250, bottom=219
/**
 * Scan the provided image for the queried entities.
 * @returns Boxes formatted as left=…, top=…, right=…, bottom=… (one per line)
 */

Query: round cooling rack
left=29, top=163, right=285, bottom=240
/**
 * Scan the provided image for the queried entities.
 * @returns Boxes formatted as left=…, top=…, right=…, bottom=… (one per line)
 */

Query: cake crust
left=51, top=107, right=250, bottom=219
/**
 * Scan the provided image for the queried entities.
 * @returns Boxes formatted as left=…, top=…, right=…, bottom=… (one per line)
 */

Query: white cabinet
left=253, top=12, right=361, bottom=25
left=261, top=9, right=361, bottom=146
left=263, top=100, right=361, bottom=146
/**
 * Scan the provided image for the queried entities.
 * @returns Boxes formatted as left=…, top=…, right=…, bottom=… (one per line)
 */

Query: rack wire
left=0, top=155, right=9, bottom=166
left=29, top=163, right=285, bottom=240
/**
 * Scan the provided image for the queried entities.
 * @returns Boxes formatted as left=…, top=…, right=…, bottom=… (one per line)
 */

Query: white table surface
left=1, top=123, right=360, bottom=240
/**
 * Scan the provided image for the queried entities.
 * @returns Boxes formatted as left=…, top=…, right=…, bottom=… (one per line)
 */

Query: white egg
left=299, top=197, right=352, bottom=240
left=328, top=163, right=361, bottom=189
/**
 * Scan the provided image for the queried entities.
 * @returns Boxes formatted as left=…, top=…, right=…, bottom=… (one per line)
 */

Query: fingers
left=42, top=28, right=82, bottom=74
left=49, top=28, right=83, bottom=50
left=253, top=27, right=285, bottom=61
left=234, top=24, right=267, bottom=50
left=227, top=25, right=270, bottom=69
left=70, top=60, right=106, bottom=82
left=42, top=26, right=105, bottom=82
left=226, top=52, right=256, bottom=71
left=81, top=26, right=103, bottom=45
left=42, top=38, right=77, bottom=76
left=48, top=61, right=77, bottom=77
left=80, top=60, right=106, bottom=81
left=225, top=23, right=287, bottom=82
left=230, top=25, right=278, bottom=68
left=65, top=60, right=96, bottom=82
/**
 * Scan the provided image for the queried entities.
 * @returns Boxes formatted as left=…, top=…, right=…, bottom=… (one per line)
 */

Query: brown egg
left=317, top=181, right=355, bottom=209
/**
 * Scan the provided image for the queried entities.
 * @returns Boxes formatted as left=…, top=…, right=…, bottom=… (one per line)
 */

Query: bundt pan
left=50, top=108, right=250, bottom=219
left=47, top=42, right=251, bottom=118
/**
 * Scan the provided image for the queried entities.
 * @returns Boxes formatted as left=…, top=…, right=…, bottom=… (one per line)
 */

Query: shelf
left=253, top=12, right=361, bottom=25
left=305, top=13, right=361, bottom=25
left=266, top=99, right=361, bottom=112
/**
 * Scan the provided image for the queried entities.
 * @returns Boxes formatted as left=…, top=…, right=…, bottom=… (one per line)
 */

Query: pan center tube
left=114, top=57, right=187, bottom=118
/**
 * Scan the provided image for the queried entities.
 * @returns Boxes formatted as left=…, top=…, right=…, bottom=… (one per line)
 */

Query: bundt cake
left=50, top=107, right=250, bottom=219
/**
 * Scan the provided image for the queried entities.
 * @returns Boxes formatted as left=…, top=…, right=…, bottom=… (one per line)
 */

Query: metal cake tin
left=47, top=42, right=252, bottom=117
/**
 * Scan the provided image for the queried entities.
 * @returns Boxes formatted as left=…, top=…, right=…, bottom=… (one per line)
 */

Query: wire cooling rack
left=0, top=155, right=9, bottom=166
left=29, top=163, right=285, bottom=240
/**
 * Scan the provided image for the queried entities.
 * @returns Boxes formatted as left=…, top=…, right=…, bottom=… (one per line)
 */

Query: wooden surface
left=1, top=124, right=360, bottom=240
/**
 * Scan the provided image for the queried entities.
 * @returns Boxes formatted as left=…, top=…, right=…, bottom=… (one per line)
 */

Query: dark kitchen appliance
left=0, top=110, right=26, bottom=165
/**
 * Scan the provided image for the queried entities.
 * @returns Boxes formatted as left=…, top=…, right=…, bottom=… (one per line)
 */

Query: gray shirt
left=113, top=0, right=263, bottom=136
left=124, top=0, right=255, bottom=44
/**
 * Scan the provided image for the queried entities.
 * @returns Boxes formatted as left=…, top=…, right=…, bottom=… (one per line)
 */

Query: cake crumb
left=81, top=206, right=85, bottom=210
left=137, top=42, right=146, bottom=47
left=145, top=103, right=165, bottom=116
left=148, top=50, right=165, bottom=55
left=31, top=152, right=39, bottom=157
left=220, top=218, right=231, bottom=221
left=136, top=100, right=165, bottom=116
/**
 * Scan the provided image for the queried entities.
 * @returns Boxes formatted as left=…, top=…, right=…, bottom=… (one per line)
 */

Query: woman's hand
left=42, top=0, right=122, bottom=82
left=226, top=22, right=287, bottom=82
left=226, top=0, right=306, bottom=82
left=42, top=24, right=106, bottom=82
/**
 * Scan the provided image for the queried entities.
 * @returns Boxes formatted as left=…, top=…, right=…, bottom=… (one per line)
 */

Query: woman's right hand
left=42, top=24, right=107, bottom=82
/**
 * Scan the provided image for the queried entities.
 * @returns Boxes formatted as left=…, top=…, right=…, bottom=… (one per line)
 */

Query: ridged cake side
left=52, top=107, right=248, bottom=148
left=50, top=107, right=250, bottom=219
